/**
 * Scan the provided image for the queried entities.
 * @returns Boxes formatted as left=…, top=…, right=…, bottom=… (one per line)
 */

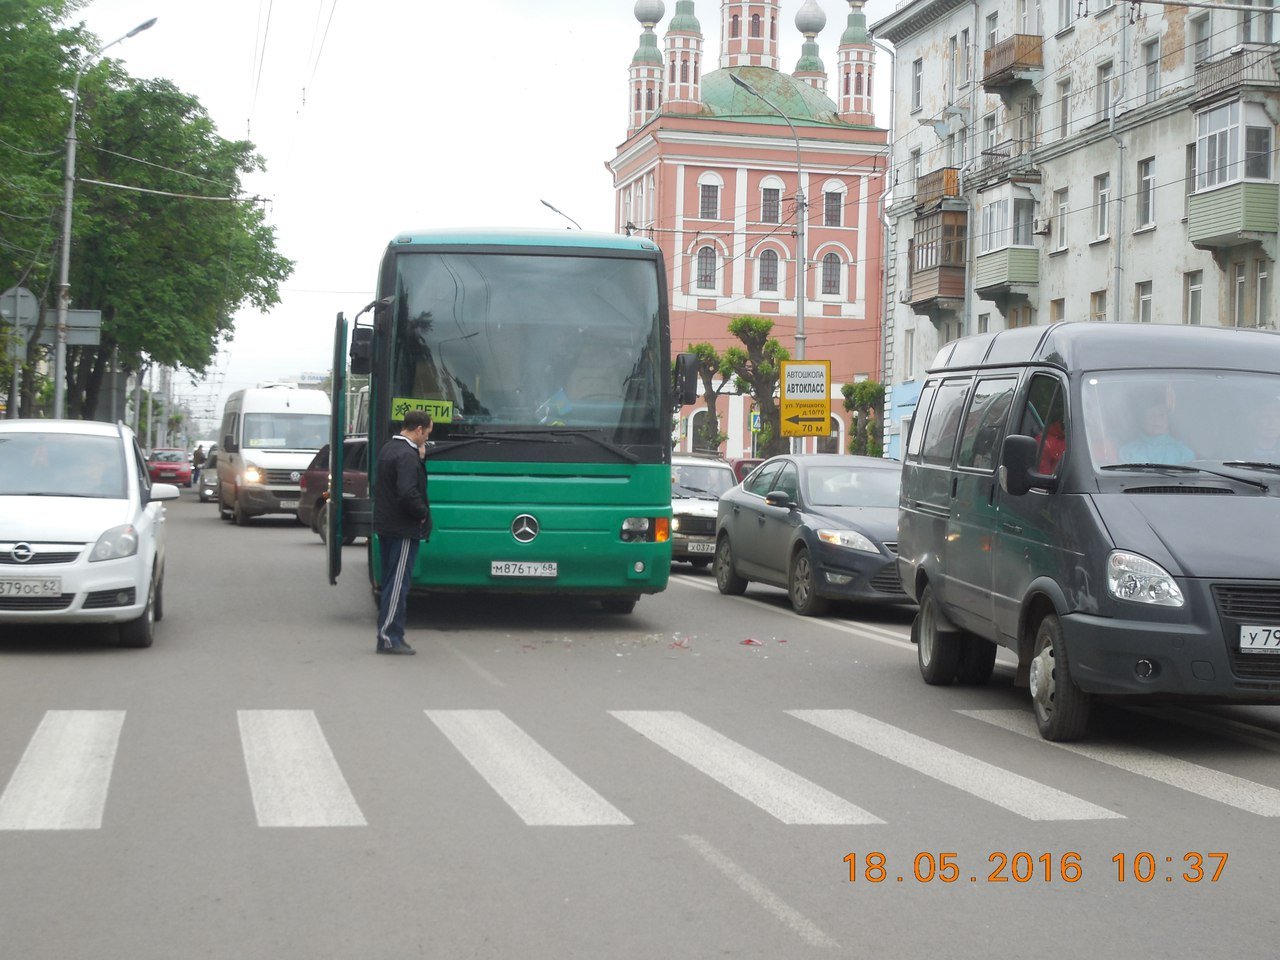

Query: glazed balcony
left=905, top=220, right=967, bottom=323
left=982, top=35, right=1044, bottom=99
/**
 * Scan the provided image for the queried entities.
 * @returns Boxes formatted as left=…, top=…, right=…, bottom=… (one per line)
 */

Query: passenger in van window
left=1037, top=421, right=1066, bottom=474
left=1119, top=387, right=1194, bottom=464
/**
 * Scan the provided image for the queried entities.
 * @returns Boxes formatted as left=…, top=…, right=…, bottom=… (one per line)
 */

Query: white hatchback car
left=0, top=420, right=179, bottom=646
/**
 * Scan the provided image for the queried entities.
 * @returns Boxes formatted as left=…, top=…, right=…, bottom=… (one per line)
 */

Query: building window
left=980, top=198, right=1008, bottom=254
left=912, top=59, right=923, bottom=111
left=1192, top=13, right=1212, bottom=62
left=912, top=210, right=967, bottom=271
left=910, top=149, right=923, bottom=193
left=821, top=253, right=841, bottom=295
left=731, top=14, right=739, bottom=38
left=978, top=313, right=990, bottom=333
left=646, top=87, right=654, bottom=110
left=960, top=28, right=971, bottom=82
left=1091, top=289, right=1107, bottom=322
left=1059, top=0, right=1074, bottom=30
left=949, top=35, right=959, bottom=97
left=1097, top=61, right=1113, bottom=121
left=855, top=70, right=864, bottom=95
left=635, top=88, right=641, bottom=110
left=1094, top=173, right=1110, bottom=238
left=1257, top=259, right=1272, bottom=328
left=1136, top=281, right=1153, bottom=323
left=1013, top=198, right=1035, bottom=246
left=1240, top=0, right=1276, bottom=43
left=1137, top=158, right=1155, bottom=227
left=1233, top=262, right=1248, bottom=326
left=844, top=71, right=851, bottom=96
left=670, top=60, right=677, bottom=83
left=1192, top=102, right=1272, bottom=187
left=1053, top=188, right=1069, bottom=249
left=694, top=58, right=699, bottom=83
left=762, top=187, right=780, bottom=223
left=700, top=183, right=719, bottom=219
left=1051, top=298, right=1065, bottom=323
left=903, top=328, right=915, bottom=379
left=750, top=14, right=761, bottom=37
left=1184, top=271, right=1203, bottom=324
left=1143, top=40, right=1160, bottom=103
left=1008, top=305, right=1035, bottom=328
left=1246, top=124, right=1273, bottom=179
left=1057, top=79, right=1071, bottom=138
left=696, top=247, right=717, bottom=290
left=985, top=12, right=999, bottom=49
left=759, top=250, right=779, bottom=292
left=982, top=115, right=997, bottom=154
left=824, top=191, right=843, bottom=227
left=1185, top=143, right=1197, bottom=214
left=681, top=59, right=689, bottom=83
left=771, top=16, right=777, bottom=40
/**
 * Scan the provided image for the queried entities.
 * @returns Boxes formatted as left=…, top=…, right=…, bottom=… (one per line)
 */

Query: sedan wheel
left=714, top=535, right=748, bottom=595
left=788, top=547, right=829, bottom=616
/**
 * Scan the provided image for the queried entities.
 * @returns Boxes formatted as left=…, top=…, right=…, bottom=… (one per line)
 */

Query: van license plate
left=0, top=578, right=61, bottom=597
left=491, top=561, right=557, bottom=578
left=1240, top=626, right=1280, bottom=654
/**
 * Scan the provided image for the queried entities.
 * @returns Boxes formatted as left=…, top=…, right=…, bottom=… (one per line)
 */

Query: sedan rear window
left=0, top=433, right=127, bottom=499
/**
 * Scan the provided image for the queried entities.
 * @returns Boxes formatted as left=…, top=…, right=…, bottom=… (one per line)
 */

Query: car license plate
left=686, top=541, right=715, bottom=554
left=0, top=578, right=61, bottom=598
left=1240, top=625, right=1280, bottom=654
left=491, top=561, right=558, bottom=578
left=279, top=500, right=299, bottom=510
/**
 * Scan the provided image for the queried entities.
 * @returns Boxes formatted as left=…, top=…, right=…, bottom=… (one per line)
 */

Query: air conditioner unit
left=1032, top=217, right=1052, bottom=236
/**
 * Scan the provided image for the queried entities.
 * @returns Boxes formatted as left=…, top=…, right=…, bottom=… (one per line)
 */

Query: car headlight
left=671, top=517, right=682, bottom=532
left=816, top=529, right=880, bottom=553
left=90, top=524, right=139, bottom=562
left=243, top=464, right=265, bottom=484
left=1107, top=550, right=1184, bottom=607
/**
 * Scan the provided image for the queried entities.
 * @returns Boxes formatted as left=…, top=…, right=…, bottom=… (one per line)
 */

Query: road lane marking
left=426, top=710, right=631, bottom=826
left=0, top=710, right=125, bottom=830
left=237, top=710, right=367, bottom=827
left=610, top=710, right=882, bottom=825
left=790, top=709, right=1122, bottom=822
left=439, top=640, right=507, bottom=688
left=682, top=833, right=839, bottom=950
left=962, top=708, right=1280, bottom=816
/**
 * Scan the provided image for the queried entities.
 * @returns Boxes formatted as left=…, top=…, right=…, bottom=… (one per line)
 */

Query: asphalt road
left=3, top=493, right=1280, bottom=958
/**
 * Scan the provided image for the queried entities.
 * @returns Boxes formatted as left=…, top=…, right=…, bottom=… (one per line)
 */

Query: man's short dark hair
left=402, top=410, right=433, bottom=431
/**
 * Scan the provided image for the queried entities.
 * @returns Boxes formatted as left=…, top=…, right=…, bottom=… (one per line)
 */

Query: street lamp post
left=53, top=17, right=157, bottom=420
left=730, top=73, right=806, bottom=363
left=539, top=199, right=582, bottom=230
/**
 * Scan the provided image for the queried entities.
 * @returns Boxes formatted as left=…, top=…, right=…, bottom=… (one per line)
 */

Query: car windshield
left=243, top=413, right=330, bottom=451
left=672, top=463, right=736, bottom=498
left=806, top=465, right=901, bottom=508
left=0, top=433, right=127, bottom=499
left=150, top=450, right=186, bottom=463
left=1080, top=370, right=1280, bottom=470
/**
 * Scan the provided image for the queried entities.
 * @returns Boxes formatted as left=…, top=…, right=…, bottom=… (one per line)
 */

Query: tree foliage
left=722, top=316, right=789, bottom=459
left=842, top=378, right=885, bottom=457
left=686, top=341, right=730, bottom=451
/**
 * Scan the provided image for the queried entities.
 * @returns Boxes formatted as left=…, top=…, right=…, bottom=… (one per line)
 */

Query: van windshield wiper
left=1102, top=462, right=1268, bottom=491
left=1223, top=461, right=1280, bottom=473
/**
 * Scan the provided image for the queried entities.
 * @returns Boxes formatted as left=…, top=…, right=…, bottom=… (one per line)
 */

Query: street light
left=730, top=73, right=806, bottom=362
left=540, top=199, right=582, bottom=230
left=54, top=16, right=157, bottom=419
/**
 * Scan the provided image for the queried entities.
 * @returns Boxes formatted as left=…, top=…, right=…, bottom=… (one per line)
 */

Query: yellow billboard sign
left=779, top=360, right=831, bottom=437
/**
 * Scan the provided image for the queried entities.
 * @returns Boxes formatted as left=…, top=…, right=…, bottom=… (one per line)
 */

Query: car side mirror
left=764, top=490, right=796, bottom=509
left=999, top=434, right=1058, bottom=496
left=673, top=353, right=699, bottom=408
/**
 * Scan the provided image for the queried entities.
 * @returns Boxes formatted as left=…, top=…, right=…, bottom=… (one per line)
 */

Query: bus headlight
left=621, top=517, right=669, bottom=543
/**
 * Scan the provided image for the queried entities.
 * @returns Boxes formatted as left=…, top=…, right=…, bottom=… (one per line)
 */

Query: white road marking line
left=790, top=709, right=1122, bottom=822
left=0, top=710, right=125, bottom=830
left=439, top=641, right=507, bottom=688
left=237, top=710, right=367, bottom=828
left=426, top=710, right=631, bottom=826
left=682, top=833, right=839, bottom=950
left=611, top=710, right=882, bottom=825
left=962, top=708, right=1280, bottom=816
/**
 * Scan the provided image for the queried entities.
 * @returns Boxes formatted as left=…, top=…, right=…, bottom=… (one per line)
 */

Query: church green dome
left=700, top=66, right=842, bottom=125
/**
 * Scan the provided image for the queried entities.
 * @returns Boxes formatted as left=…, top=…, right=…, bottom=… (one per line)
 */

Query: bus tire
left=601, top=597, right=637, bottom=614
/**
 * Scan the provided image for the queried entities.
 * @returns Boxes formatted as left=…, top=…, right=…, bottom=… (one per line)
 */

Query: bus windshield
left=390, top=252, right=663, bottom=446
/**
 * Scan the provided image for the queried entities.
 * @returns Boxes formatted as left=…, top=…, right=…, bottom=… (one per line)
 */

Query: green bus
left=326, top=229, right=698, bottom=613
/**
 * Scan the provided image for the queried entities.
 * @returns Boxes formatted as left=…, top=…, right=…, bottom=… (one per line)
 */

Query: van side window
left=956, top=377, right=1018, bottom=472
left=745, top=462, right=782, bottom=497
left=920, top=378, right=973, bottom=464
left=1017, top=375, right=1068, bottom=475
left=905, top=382, right=938, bottom=458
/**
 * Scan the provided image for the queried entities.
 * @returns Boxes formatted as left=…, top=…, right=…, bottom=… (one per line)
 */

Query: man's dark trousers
left=376, top=536, right=420, bottom=650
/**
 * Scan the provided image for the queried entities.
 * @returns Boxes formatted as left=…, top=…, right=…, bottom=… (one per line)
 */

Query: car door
left=944, top=374, right=1019, bottom=635
left=754, top=461, right=801, bottom=586
left=728, top=461, right=782, bottom=578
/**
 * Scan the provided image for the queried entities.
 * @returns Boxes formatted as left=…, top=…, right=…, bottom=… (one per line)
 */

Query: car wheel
left=1029, top=614, right=1091, bottom=741
left=218, top=485, right=232, bottom=521
left=788, top=546, right=829, bottom=616
left=601, top=597, right=637, bottom=614
left=153, top=569, right=164, bottom=623
left=119, top=578, right=156, bottom=648
left=316, top=504, right=329, bottom=544
left=956, top=634, right=997, bottom=685
left=915, top=585, right=963, bottom=685
left=714, top=535, right=748, bottom=596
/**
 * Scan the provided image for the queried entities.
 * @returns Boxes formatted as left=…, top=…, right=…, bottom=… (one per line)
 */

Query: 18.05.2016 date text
left=844, top=852, right=1229, bottom=884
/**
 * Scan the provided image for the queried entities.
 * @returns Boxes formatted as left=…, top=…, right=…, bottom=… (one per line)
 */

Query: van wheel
left=956, top=635, right=997, bottom=685
left=234, top=497, right=251, bottom=526
left=119, top=580, right=156, bottom=648
left=1030, top=614, right=1091, bottom=741
left=714, top=535, right=748, bottom=595
left=788, top=547, right=829, bottom=616
left=916, top=585, right=963, bottom=685
left=218, top=485, right=232, bottom=521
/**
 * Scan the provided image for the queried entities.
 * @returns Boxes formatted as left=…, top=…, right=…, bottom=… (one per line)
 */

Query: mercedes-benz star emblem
left=11, top=542, right=34, bottom=563
left=511, top=515, right=540, bottom=543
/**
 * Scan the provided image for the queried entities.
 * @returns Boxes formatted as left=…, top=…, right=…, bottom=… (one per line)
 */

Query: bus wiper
left=1223, top=461, right=1280, bottom=473
left=547, top=430, right=639, bottom=463
left=1102, top=462, right=1268, bottom=491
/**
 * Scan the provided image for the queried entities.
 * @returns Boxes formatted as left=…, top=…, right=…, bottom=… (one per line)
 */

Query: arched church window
left=731, top=14, right=740, bottom=38
left=670, top=60, right=676, bottom=82
left=750, top=14, right=761, bottom=37
left=844, top=71, right=851, bottom=96
left=855, top=71, right=864, bottom=95
left=646, top=87, right=654, bottom=110
left=681, top=59, right=689, bottom=83
left=696, top=247, right=717, bottom=290
left=822, top=253, right=842, bottom=295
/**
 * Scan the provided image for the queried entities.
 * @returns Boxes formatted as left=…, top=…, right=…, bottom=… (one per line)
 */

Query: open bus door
left=326, top=312, right=348, bottom=584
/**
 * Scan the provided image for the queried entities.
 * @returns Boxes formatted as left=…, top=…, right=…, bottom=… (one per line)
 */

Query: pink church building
left=609, top=0, right=889, bottom=456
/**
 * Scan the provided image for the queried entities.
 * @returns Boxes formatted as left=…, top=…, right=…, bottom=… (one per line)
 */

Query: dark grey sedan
left=713, top=454, right=909, bottom=615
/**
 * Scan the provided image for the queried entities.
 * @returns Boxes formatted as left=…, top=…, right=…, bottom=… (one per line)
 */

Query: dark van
left=898, top=322, right=1280, bottom=741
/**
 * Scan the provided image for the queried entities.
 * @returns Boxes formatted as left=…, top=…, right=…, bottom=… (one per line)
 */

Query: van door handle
left=757, top=515, right=766, bottom=525
left=950, top=476, right=958, bottom=499
left=1001, top=522, right=1023, bottom=534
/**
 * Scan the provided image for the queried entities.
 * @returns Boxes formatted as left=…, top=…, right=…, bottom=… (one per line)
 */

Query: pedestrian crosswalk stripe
left=790, top=709, right=1123, bottom=822
left=237, top=710, right=367, bottom=828
left=0, top=710, right=124, bottom=831
left=426, top=710, right=632, bottom=826
left=961, top=709, right=1280, bottom=816
left=611, top=710, right=883, bottom=825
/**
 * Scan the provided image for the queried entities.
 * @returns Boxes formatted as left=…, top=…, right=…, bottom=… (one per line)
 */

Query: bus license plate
left=686, top=542, right=715, bottom=554
left=491, top=561, right=558, bottom=578
left=0, top=578, right=61, bottom=598
left=1240, top=625, right=1280, bottom=654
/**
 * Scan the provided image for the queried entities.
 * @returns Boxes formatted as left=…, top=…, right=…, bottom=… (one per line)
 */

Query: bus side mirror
left=673, top=353, right=699, bottom=407
left=350, top=327, right=373, bottom=376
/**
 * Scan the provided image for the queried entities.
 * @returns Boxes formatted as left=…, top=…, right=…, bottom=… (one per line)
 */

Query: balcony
left=1188, top=181, right=1279, bottom=262
left=915, top=167, right=960, bottom=211
left=1193, top=43, right=1280, bottom=105
left=906, top=224, right=967, bottom=323
left=982, top=34, right=1044, bottom=102
left=974, top=138, right=1039, bottom=186
left=974, top=247, right=1038, bottom=310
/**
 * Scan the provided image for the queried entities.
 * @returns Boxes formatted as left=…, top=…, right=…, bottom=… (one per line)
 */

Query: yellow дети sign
left=391, top=397, right=454, bottom=424
left=779, top=360, right=831, bottom=437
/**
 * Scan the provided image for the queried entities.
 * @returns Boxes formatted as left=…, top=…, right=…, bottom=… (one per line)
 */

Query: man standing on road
left=373, top=410, right=432, bottom=655
left=191, top=444, right=206, bottom=487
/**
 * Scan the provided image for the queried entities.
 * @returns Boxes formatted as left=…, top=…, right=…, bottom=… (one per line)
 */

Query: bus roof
left=389, top=228, right=659, bottom=253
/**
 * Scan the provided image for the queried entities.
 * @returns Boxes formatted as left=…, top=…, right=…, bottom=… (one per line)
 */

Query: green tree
left=842, top=379, right=885, bottom=457
left=722, top=316, right=789, bottom=459
left=686, top=341, right=731, bottom=451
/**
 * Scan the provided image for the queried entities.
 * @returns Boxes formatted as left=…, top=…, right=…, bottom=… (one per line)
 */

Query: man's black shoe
left=376, top=644, right=416, bottom=655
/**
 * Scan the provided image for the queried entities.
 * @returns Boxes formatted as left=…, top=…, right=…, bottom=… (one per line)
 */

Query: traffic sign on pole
left=779, top=360, right=831, bottom=437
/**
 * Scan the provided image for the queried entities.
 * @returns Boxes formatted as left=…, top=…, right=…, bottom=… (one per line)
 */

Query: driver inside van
left=1119, top=385, right=1195, bottom=464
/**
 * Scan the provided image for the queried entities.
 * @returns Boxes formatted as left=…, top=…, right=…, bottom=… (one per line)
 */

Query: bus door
left=327, top=312, right=348, bottom=584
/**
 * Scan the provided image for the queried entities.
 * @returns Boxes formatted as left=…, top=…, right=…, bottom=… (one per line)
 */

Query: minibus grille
left=265, top=469, right=302, bottom=487
left=1213, top=584, right=1280, bottom=680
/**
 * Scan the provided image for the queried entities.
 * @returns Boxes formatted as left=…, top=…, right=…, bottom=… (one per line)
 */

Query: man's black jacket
left=373, top=435, right=431, bottom=540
